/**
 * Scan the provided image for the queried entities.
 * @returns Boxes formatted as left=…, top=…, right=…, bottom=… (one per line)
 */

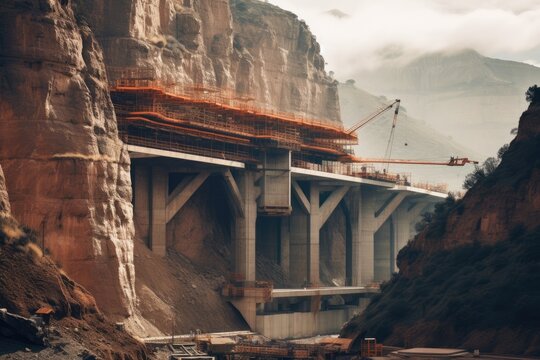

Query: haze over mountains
left=339, top=82, right=477, bottom=191
left=352, top=49, right=540, bottom=158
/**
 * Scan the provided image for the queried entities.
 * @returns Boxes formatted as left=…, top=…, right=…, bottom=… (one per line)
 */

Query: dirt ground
left=0, top=221, right=149, bottom=359
left=133, top=236, right=248, bottom=336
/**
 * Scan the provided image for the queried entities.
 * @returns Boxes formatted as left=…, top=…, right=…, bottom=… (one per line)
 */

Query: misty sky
left=268, top=0, right=540, bottom=79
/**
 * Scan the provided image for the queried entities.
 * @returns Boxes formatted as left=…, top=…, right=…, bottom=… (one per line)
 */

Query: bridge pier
left=233, top=171, right=258, bottom=282
left=150, top=166, right=168, bottom=256
left=133, top=163, right=212, bottom=257
left=349, top=188, right=408, bottom=285
left=391, top=201, right=431, bottom=270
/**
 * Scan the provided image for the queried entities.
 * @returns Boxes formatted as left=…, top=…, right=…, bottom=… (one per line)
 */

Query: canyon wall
left=0, top=0, right=136, bottom=319
left=74, top=0, right=340, bottom=122
left=407, top=102, right=540, bottom=263
left=0, top=0, right=343, bottom=331
left=341, top=102, right=540, bottom=355
left=0, top=165, right=10, bottom=217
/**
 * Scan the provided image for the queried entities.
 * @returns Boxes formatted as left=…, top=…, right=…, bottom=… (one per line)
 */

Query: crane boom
left=346, top=99, right=401, bottom=135
left=346, top=156, right=478, bottom=166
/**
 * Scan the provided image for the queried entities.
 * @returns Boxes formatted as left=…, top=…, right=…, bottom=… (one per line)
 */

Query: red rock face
left=74, top=0, right=341, bottom=123
left=0, top=165, right=9, bottom=217
left=0, top=0, right=136, bottom=319
left=400, top=103, right=540, bottom=276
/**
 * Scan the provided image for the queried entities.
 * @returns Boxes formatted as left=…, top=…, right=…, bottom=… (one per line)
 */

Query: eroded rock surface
left=0, top=0, right=136, bottom=319
left=74, top=0, right=340, bottom=122
left=0, top=166, right=10, bottom=217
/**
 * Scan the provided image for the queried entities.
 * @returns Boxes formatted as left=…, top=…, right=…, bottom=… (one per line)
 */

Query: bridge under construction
left=109, top=68, right=457, bottom=339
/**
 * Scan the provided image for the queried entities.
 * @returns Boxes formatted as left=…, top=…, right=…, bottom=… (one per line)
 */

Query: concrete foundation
left=255, top=305, right=365, bottom=339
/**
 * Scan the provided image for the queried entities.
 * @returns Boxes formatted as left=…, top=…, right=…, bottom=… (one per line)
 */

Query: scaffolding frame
left=109, top=68, right=447, bottom=191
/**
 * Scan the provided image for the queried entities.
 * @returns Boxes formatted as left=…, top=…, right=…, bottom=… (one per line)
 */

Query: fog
left=269, top=0, right=540, bottom=78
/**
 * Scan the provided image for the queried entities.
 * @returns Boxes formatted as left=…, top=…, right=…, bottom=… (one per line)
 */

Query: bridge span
left=111, top=71, right=446, bottom=339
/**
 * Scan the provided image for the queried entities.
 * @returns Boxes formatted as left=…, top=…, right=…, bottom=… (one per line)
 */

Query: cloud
left=268, top=0, right=540, bottom=78
left=523, top=59, right=540, bottom=67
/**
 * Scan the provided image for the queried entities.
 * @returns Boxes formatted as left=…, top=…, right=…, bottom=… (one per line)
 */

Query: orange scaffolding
left=109, top=68, right=446, bottom=189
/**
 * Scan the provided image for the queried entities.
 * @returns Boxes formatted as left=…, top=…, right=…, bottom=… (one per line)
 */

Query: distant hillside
left=353, top=49, right=540, bottom=157
left=340, top=101, right=540, bottom=355
left=339, top=82, right=478, bottom=191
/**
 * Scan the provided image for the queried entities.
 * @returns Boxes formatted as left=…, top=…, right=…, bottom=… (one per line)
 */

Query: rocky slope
left=339, top=82, right=478, bottom=191
left=354, top=49, right=540, bottom=157
left=135, top=177, right=248, bottom=336
left=341, top=101, right=540, bottom=355
left=0, top=0, right=136, bottom=320
left=74, top=0, right=340, bottom=122
left=0, top=168, right=148, bottom=359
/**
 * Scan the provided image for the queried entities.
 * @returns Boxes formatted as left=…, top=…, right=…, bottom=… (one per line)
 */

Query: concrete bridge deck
left=271, top=286, right=377, bottom=298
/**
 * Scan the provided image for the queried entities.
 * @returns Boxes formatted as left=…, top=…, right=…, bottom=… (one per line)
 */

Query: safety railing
left=107, top=68, right=353, bottom=138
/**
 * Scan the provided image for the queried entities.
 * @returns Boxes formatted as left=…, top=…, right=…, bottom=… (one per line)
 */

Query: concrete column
left=349, top=188, right=408, bottom=285
left=133, top=164, right=150, bottom=247
left=150, top=166, right=168, bottom=256
left=374, top=218, right=393, bottom=281
left=308, top=182, right=320, bottom=286
left=347, top=188, right=362, bottom=287
left=392, top=201, right=429, bottom=270
left=289, top=198, right=308, bottom=286
left=280, top=216, right=290, bottom=276
left=358, top=189, right=377, bottom=286
left=234, top=171, right=257, bottom=282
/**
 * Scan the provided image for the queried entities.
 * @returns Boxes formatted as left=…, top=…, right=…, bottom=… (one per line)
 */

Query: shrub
left=525, top=85, right=539, bottom=104
left=463, top=156, right=500, bottom=190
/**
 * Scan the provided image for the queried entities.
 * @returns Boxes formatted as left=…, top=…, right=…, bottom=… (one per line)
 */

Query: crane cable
left=383, top=101, right=401, bottom=172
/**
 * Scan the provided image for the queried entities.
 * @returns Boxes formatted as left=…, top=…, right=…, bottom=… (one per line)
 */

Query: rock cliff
left=341, top=101, right=540, bottom=355
left=0, top=165, right=10, bottom=217
left=0, top=215, right=147, bottom=359
left=74, top=0, right=340, bottom=122
left=402, top=101, right=540, bottom=271
left=1, top=0, right=341, bottom=333
left=0, top=0, right=136, bottom=319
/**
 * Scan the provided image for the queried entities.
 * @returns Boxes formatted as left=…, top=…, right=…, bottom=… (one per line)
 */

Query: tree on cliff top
left=526, top=85, right=539, bottom=104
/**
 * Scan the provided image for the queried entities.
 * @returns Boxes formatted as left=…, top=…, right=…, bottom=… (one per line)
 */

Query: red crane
left=345, top=156, right=479, bottom=166
left=344, top=99, right=478, bottom=167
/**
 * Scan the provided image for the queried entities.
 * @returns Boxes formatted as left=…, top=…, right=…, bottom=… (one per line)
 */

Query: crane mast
left=342, top=98, right=478, bottom=168
left=346, top=99, right=401, bottom=135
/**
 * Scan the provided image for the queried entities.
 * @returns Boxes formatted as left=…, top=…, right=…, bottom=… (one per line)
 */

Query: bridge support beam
left=166, top=172, right=210, bottom=223
left=145, top=167, right=211, bottom=257
left=234, top=171, right=258, bottom=282
left=349, top=188, right=408, bottom=286
left=280, top=216, right=290, bottom=276
left=289, top=182, right=350, bottom=286
left=391, top=201, right=429, bottom=270
left=150, top=167, right=168, bottom=257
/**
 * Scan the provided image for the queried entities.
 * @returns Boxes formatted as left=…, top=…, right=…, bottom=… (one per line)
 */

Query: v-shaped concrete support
left=222, top=170, right=245, bottom=218
left=373, top=192, right=408, bottom=231
left=292, top=181, right=310, bottom=214
left=319, top=185, right=350, bottom=228
left=165, top=171, right=210, bottom=223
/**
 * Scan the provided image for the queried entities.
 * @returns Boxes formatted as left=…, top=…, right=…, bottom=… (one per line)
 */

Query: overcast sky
left=268, top=0, right=540, bottom=79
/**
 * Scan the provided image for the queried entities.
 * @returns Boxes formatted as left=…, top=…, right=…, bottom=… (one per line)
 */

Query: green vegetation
left=414, top=194, right=459, bottom=237
left=526, top=85, right=539, bottom=104
left=462, top=143, right=508, bottom=190
left=342, top=227, right=540, bottom=354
